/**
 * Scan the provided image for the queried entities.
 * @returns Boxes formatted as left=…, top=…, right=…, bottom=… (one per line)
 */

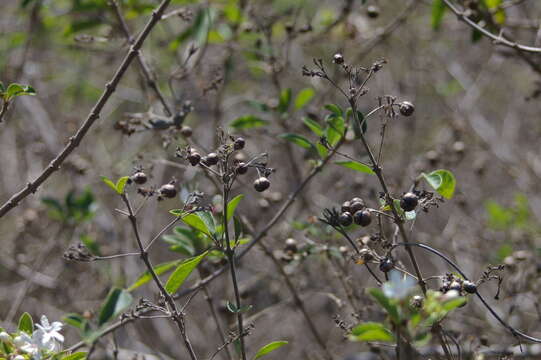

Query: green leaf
left=63, top=314, right=86, bottom=331
left=98, top=288, right=133, bottom=326
left=101, top=176, right=117, bottom=193
left=350, top=322, right=394, bottom=342
left=324, top=103, right=343, bottom=117
left=61, top=352, right=87, bottom=360
left=181, top=213, right=214, bottom=238
left=5, top=83, right=36, bottom=100
left=351, top=322, right=387, bottom=336
left=346, top=108, right=367, bottom=137
left=165, top=251, right=208, bottom=294
left=227, top=194, right=244, bottom=222
left=233, top=216, right=243, bottom=244
left=303, top=117, right=324, bottom=137
left=432, top=0, right=446, bottom=30
left=326, top=115, right=345, bottom=146
left=442, top=296, right=466, bottom=312
left=115, top=176, right=130, bottom=194
left=0, top=81, right=4, bottom=92
left=278, top=88, right=292, bottom=113
left=18, top=312, right=33, bottom=334
left=335, top=160, right=375, bottom=175
left=80, top=234, right=101, bottom=256
left=279, top=133, right=314, bottom=150
left=128, top=260, right=182, bottom=291
left=421, top=169, right=456, bottom=199
left=230, top=115, right=269, bottom=129
left=368, top=288, right=400, bottom=324
left=253, top=341, right=289, bottom=359
left=295, top=88, right=315, bottom=109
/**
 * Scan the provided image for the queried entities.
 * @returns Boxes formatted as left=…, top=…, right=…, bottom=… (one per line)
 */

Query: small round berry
left=400, top=192, right=419, bottom=212
left=366, top=5, right=380, bottom=18
left=159, top=183, right=177, bottom=198
left=410, top=295, right=424, bottom=309
left=399, top=101, right=415, bottom=117
left=131, top=172, right=148, bottom=185
left=206, top=152, right=219, bottom=166
left=180, top=126, right=193, bottom=137
left=353, top=209, right=371, bottom=226
left=333, top=53, right=344, bottom=65
left=379, top=258, right=394, bottom=273
left=449, top=281, right=462, bottom=292
left=350, top=200, right=365, bottom=214
left=254, top=177, right=270, bottom=192
left=187, top=152, right=201, bottom=166
left=234, top=137, right=246, bottom=150
left=284, top=238, right=298, bottom=253
left=338, top=212, right=353, bottom=226
left=341, top=201, right=352, bottom=213
left=462, top=280, right=477, bottom=294
left=236, top=162, right=248, bottom=175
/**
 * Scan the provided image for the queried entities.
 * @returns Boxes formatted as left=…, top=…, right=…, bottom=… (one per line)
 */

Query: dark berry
left=449, top=281, right=462, bottom=292
left=254, top=177, right=270, bottom=192
left=284, top=238, right=298, bottom=253
left=131, top=172, right=147, bottom=185
left=379, top=258, right=394, bottom=273
left=206, top=152, right=219, bottom=166
left=338, top=212, right=353, bottom=226
left=353, top=210, right=371, bottom=226
left=234, top=137, right=245, bottom=150
left=236, top=162, right=248, bottom=175
left=399, top=101, right=415, bottom=117
left=350, top=200, right=365, bottom=215
left=188, top=152, right=201, bottom=166
left=341, top=201, right=351, bottom=213
left=400, top=192, right=419, bottom=212
left=366, top=5, right=380, bottom=18
left=180, top=126, right=192, bottom=137
left=159, top=184, right=177, bottom=198
left=333, top=53, right=344, bottom=65
left=463, top=280, right=477, bottom=294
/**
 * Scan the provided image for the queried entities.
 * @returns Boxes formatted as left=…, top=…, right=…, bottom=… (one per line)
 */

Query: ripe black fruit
left=350, top=200, right=365, bottom=214
left=236, top=162, right=248, bottom=175
left=254, top=177, right=270, bottom=192
left=160, top=184, right=177, bottom=198
left=206, top=152, right=219, bottom=166
left=400, top=192, right=419, bottom=212
left=188, top=152, right=201, bottom=166
left=379, top=258, right=394, bottom=272
left=333, top=53, right=344, bottom=64
left=341, top=201, right=351, bottom=213
left=366, top=5, right=380, bottom=18
left=399, top=101, right=415, bottom=116
left=339, top=212, right=353, bottom=226
left=353, top=210, right=371, bottom=226
left=180, top=126, right=192, bottom=137
left=284, top=238, right=298, bottom=253
left=463, top=280, right=477, bottom=294
left=131, top=172, right=147, bottom=185
left=234, top=137, right=245, bottom=150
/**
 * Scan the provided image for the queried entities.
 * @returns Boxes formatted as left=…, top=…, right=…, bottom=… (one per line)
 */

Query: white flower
left=34, top=316, right=64, bottom=352
left=14, top=332, right=41, bottom=359
left=13, top=356, right=26, bottom=360
left=0, top=331, right=11, bottom=342
left=382, top=270, right=417, bottom=300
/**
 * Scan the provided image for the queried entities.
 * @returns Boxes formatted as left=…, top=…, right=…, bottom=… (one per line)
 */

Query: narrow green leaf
left=63, top=314, right=86, bottom=330
left=115, top=176, right=130, bottom=194
left=230, top=115, right=269, bottom=129
left=253, top=341, right=289, bottom=359
left=278, top=88, right=292, bottom=113
left=165, top=251, right=208, bottom=294
left=442, top=297, right=466, bottom=311
left=5, top=83, right=36, bottom=99
left=61, top=352, right=87, bottom=360
left=335, top=160, right=375, bottom=175
left=302, top=117, right=324, bottom=137
left=421, top=169, right=456, bottom=199
left=294, top=88, right=315, bottom=109
left=368, top=288, right=400, bottom=324
left=0, top=81, right=5, bottom=93
left=98, top=288, right=133, bottom=326
left=324, top=103, right=343, bottom=117
left=227, top=194, right=244, bottom=222
left=351, top=328, right=395, bottom=342
left=432, top=0, right=446, bottom=30
left=101, top=176, right=117, bottom=193
left=279, top=133, right=314, bottom=150
left=181, top=213, right=213, bottom=238
left=128, top=260, right=181, bottom=291
left=326, top=115, right=345, bottom=146
left=198, top=211, right=216, bottom=237
left=351, top=322, right=387, bottom=336
left=18, top=312, right=33, bottom=334
left=233, top=216, right=243, bottom=244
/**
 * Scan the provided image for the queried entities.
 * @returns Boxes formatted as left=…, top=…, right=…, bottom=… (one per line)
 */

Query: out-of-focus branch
left=0, top=0, right=174, bottom=219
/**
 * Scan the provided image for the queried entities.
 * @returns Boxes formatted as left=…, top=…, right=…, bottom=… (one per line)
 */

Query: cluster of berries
left=440, top=273, right=477, bottom=295
left=337, top=197, right=372, bottom=227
